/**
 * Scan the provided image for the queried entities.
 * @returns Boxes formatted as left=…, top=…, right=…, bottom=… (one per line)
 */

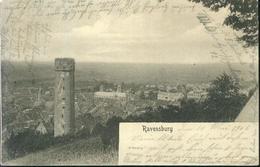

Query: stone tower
left=54, top=58, right=75, bottom=137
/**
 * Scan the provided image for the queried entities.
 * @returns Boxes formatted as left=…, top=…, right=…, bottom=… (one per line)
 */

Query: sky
left=46, top=0, right=228, bottom=64
left=3, top=0, right=258, bottom=64
left=48, top=14, right=214, bottom=63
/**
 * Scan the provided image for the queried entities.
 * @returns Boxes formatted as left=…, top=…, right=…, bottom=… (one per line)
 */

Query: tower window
left=62, top=106, right=65, bottom=109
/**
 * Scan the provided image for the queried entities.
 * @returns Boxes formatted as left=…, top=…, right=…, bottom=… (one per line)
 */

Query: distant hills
left=1, top=61, right=256, bottom=86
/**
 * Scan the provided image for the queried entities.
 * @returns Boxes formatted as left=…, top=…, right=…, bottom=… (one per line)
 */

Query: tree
left=189, top=0, right=258, bottom=46
left=91, top=123, right=105, bottom=136
left=76, top=113, right=96, bottom=132
left=148, top=91, right=157, bottom=100
left=204, top=73, right=247, bottom=121
left=100, top=116, right=123, bottom=150
left=177, top=84, right=191, bottom=101
left=5, top=129, right=54, bottom=159
left=181, top=99, right=205, bottom=121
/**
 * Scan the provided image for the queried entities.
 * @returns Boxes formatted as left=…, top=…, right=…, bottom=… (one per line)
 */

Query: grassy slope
left=4, top=137, right=118, bottom=165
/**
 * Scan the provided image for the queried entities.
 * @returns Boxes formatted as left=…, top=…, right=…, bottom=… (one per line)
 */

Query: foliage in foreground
left=188, top=0, right=258, bottom=46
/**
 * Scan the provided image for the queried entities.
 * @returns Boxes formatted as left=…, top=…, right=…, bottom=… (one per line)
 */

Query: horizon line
left=1, top=60, right=256, bottom=65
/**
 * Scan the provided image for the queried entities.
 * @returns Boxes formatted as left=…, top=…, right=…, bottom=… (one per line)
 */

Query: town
left=2, top=60, right=252, bottom=142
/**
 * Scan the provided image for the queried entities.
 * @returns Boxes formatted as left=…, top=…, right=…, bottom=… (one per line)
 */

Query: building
left=187, top=90, right=208, bottom=101
left=94, top=91, right=127, bottom=100
left=36, top=121, right=48, bottom=134
left=94, top=84, right=126, bottom=100
left=54, top=58, right=75, bottom=137
left=157, top=91, right=184, bottom=102
left=35, top=119, right=54, bottom=135
left=33, top=88, right=43, bottom=107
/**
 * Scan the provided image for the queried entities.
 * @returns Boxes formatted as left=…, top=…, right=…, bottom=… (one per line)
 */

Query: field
left=4, top=137, right=118, bottom=165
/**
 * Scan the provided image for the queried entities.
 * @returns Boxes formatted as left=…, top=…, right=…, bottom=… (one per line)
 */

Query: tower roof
left=55, top=58, right=75, bottom=71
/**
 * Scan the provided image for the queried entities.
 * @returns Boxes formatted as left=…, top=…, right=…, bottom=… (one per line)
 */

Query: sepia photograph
left=0, top=0, right=259, bottom=165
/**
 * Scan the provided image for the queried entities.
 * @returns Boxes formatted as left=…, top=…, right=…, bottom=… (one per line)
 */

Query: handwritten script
left=119, top=123, right=259, bottom=165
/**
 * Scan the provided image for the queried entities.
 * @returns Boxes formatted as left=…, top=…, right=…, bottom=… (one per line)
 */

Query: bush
left=75, top=127, right=91, bottom=138
left=4, top=128, right=92, bottom=160
left=91, top=123, right=105, bottom=137
left=5, top=129, right=53, bottom=159
left=101, top=116, right=123, bottom=150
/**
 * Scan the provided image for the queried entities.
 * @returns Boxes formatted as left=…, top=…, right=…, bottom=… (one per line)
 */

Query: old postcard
left=0, top=0, right=259, bottom=165
left=119, top=122, right=259, bottom=165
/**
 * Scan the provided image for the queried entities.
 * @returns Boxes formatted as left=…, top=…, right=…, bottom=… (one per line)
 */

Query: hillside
left=3, top=137, right=118, bottom=165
